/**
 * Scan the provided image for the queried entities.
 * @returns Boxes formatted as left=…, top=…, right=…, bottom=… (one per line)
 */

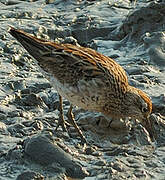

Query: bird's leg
left=107, top=119, right=113, bottom=128
left=67, top=104, right=87, bottom=144
left=56, top=95, right=68, bottom=132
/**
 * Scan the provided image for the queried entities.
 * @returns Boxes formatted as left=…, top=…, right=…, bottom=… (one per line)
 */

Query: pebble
left=31, top=120, right=44, bottom=131
left=8, top=123, right=25, bottom=136
left=6, top=148, right=22, bottom=161
left=110, top=162, right=127, bottom=172
left=93, top=159, right=106, bottom=166
left=0, top=122, right=7, bottom=134
left=21, top=93, right=44, bottom=106
left=85, top=147, right=96, bottom=155
left=134, top=169, right=148, bottom=178
left=16, top=171, right=44, bottom=180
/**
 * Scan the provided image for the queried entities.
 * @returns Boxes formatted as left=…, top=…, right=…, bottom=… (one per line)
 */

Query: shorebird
left=9, top=27, right=155, bottom=143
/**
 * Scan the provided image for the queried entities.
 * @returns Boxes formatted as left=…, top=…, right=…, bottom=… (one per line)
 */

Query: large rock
left=24, top=135, right=89, bottom=179
left=110, top=1, right=165, bottom=41
left=143, top=31, right=165, bottom=66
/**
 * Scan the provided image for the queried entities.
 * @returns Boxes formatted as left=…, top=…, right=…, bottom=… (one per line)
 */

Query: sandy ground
left=0, top=0, right=165, bottom=179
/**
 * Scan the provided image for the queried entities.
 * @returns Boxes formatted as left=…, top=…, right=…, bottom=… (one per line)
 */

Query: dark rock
left=5, top=80, right=26, bottom=91
left=0, top=113, right=7, bottom=121
left=21, top=93, right=47, bottom=107
left=94, top=159, right=106, bottom=166
left=20, top=88, right=31, bottom=95
left=143, top=31, right=165, bottom=66
left=6, top=148, right=23, bottom=161
left=8, top=123, right=26, bottom=136
left=126, top=65, right=150, bottom=75
left=24, top=135, right=89, bottom=178
left=85, top=146, right=96, bottom=155
left=152, top=94, right=165, bottom=115
left=72, top=27, right=113, bottom=45
left=110, top=1, right=165, bottom=41
left=45, top=0, right=56, bottom=4
left=26, top=82, right=51, bottom=94
left=16, top=171, right=44, bottom=180
left=7, top=110, right=23, bottom=118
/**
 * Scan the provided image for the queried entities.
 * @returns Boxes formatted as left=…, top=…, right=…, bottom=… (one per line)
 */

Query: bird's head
left=124, top=86, right=155, bottom=140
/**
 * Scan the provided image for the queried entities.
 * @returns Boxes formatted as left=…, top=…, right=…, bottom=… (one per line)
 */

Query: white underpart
left=50, top=76, right=102, bottom=111
left=36, top=63, right=102, bottom=111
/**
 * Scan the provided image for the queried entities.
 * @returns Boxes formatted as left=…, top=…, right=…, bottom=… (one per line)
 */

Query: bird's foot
left=55, top=113, right=70, bottom=133
left=107, top=119, right=113, bottom=128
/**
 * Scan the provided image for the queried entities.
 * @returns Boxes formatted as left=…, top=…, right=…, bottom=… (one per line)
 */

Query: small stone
left=85, top=147, right=96, bottom=155
left=45, top=0, right=55, bottom=4
left=21, top=88, right=31, bottom=95
left=109, top=167, right=117, bottom=174
left=8, top=123, right=25, bottom=135
left=0, top=122, right=7, bottom=134
left=32, top=120, right=44, bottom=130
left=145, top=160, right=158, bottom=168
left=134, top=169, right=148, bottom=178
left=111, top=162, right=126, bottom=172
left=6, top=148, right=22, bottom=161
left=0, top=113, right=7, bottom=121
left=92, top=151, right=102, bottom=156
left=16, top=171, right=44, bottom=180
left=22, top=93, right=44, bottom=106
left=94, top=159, right=106, bottom=166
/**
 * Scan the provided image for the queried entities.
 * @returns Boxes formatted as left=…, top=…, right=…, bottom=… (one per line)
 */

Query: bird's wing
left=9, top=27, right=128, bottom=94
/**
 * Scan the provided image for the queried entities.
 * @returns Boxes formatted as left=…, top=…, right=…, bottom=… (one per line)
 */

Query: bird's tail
left=9, top=27, right=57, bottom=61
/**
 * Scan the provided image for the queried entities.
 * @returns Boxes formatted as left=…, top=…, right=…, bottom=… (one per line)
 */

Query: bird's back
left=9, top=27, right=129, bottom=112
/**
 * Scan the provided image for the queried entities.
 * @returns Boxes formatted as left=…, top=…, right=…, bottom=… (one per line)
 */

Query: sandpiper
left=9, top=27, right=155, bottom=143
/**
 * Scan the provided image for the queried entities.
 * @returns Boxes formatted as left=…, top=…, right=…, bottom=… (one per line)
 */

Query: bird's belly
left=48, top=76, right=102, bottom=111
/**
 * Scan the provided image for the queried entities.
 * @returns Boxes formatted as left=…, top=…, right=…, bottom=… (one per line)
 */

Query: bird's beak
left=142, top=115, right=156, bottom=141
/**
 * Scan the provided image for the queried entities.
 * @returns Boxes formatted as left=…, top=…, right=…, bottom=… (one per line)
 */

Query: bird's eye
left=142, top=106, right=148, bottom=113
